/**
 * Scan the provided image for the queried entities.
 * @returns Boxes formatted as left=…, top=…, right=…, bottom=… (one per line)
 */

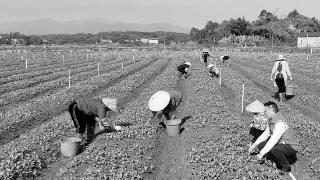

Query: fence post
left=98, top=62, right=100, bottom=76
left=241, top=84, right=245, bottom=113
left=219, top=68, right=222, bottom=86
left=68, top=69, right=71, bottom=88
left=25, top=59, right=28, bottom=69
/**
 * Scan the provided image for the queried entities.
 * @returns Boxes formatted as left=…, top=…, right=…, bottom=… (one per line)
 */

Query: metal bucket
left=165, top=119, right=181, bottom=136
left=61, top=137, right=82, bottom=157
left=286, top=84, right=295, bottom=96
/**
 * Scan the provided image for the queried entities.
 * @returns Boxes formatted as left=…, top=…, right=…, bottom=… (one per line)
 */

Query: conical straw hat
left=245, top=100, right=265, bottom=113
left=184, top=62, right=191, bottom=66
left=207, top=63, right=214, bottom=68
left=148, top=91, right=170, bottom=111
left=203, top=49, right=209, bottom=52
left=102, top=98, right=118, bottom=111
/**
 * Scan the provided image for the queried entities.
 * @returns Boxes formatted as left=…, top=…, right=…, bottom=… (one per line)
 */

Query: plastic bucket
left=286, top=84, right=295, bottom=96
left=165, top=119, right=181, bottom=136
left=61, top=137, right=82, bottom=157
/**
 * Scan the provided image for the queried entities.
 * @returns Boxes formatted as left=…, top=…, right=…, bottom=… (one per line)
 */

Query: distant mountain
left=0, top=19, right=189, bottom=34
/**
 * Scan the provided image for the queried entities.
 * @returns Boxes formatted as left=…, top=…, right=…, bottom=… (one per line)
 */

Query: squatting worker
left=270, top=55, right=292, bottom=102
left=207, top=63, right=219, bottom=77
left=245, top=100, right=268, bottom=143
left=68, top=97, right=119, bottom=143
left=201, top=49, right=210, bottom=67
left=177, top=62, right=191, bottom=79
left=249, top=101, right=298, bottom=176
left=146, top=90, right=182, bottom=125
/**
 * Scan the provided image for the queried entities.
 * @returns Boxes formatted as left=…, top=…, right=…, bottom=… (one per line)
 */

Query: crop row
left=0, top=57, right=156, bottom=137
left=230, top=59, right=320, bottom=113
left=0, top=55, right=170, bottom=179
left=0, top=59, right=114, bottom=94
left=0, top=58, right=99, bottom=85
left=233, top=55, right=320, bottom=84
left=0, top=56, right=147, bottom=108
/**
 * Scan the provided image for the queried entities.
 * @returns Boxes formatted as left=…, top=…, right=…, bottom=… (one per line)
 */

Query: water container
left=165, top=119, right=181, bottom=136
left=61, top=137, right=82, bottom=157
left=286, top=84, right=295, bottom=96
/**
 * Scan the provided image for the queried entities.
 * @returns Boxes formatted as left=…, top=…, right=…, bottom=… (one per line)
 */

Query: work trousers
left=257, top=140, right=297, bottom=172
left=275, top=78, right=286, bottom=93
left=68, top=101, right=96, bottom=141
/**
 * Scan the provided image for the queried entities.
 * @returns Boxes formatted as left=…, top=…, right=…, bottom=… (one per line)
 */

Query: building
left=297, top=32, right=320, bottom=48
left=140, top=38, right=159, bottom=45
left=148, top=38, right=159, bottom=45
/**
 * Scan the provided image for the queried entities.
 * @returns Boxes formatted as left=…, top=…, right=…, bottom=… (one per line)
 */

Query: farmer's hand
left=270, top=76, right=273, bottom=81
left=289, top=76, right=293, bottom=81
left=257, top=153, right=264, bottom=160
left=249, top=144, right=257, bottom=154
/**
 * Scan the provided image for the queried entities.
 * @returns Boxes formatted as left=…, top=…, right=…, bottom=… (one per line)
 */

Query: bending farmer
left=147, top=90, right=182, bottom=125
left=245, top=100, right=268, bottom=143
left=68, top=98, right=119, bottom=143
left=177, top=62, right=191, bottom=79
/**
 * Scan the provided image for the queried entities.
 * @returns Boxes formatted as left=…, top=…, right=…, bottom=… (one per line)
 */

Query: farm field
left=0, top=47, right=320, bottom=180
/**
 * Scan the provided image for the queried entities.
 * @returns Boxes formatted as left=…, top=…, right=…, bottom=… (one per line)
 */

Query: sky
left=0, top=0, right=319, bottom=29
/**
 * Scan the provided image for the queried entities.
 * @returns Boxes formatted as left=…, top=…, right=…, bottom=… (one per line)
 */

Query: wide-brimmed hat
left=245, top=100, right=265, bottom=113
left=203, top=48, right=209, bottom=52
left=184, top=62, right=191, bottom=66
left=277, top=55, right=285, bottom=60
left=102, top=98, right=118, bottom=111
left=207, top=63, right=214, bottom=68
left=148, top=91, right=170, bottom=111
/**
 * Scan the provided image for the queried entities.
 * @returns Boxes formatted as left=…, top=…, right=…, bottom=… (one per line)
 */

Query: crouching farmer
left=177, top=62, right=191, bottom=79
left=207, top=63, right=219, bottom=77
left=249, top=101, right=298, bottom=178
left=245, top=100, right=268, bottom=143
left=68, top=98, right=119, bottom=143
left=146, top=90, right=182, bottom=127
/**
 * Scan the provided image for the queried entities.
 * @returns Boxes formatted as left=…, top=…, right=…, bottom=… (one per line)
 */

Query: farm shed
left=297, top=32, right=320, bottom=48
left=148, top=38, right=159, bottom=44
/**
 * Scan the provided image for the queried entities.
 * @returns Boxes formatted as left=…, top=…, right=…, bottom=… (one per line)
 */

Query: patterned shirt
left=250, top=112, right=268, bottom=130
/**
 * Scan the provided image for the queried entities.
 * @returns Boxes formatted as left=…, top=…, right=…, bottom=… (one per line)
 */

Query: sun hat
left=184, top=62, right=191, bottom=66
left=219, top=56, right=224, bottom=60
left=102, top=98, right=118, bottom=111
left=277, top=55, right=285, bottom=60
left=203, top=48, right=209, bottom=52
left=245, top=100, right=265, bottom=113
left=148, top=91, right=170, bottom=111
left=207, top=63, right=214, bottom=68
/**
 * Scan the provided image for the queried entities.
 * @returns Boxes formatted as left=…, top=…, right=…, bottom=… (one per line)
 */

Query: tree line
left=0, top=31, right=190, bottom=46
left=190, top=9, right=320, bottom=46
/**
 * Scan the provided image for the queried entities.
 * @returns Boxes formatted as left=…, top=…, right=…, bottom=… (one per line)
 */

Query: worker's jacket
left=76, top=98, right=110, bottom=119
left=271, top=60, right=292, bottom=87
